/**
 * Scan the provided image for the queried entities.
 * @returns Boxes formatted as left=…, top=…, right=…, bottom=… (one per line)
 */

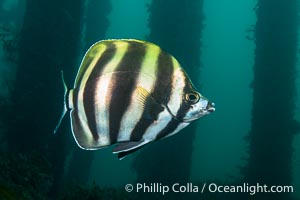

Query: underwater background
left=0, top=0, right=299, bottom=199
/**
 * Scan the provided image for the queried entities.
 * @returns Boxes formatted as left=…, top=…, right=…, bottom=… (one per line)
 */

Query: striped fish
left=55, top=39, right=215, bottom=159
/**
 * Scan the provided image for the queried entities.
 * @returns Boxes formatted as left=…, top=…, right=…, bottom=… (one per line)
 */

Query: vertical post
left=133, top=0, right=204, bottom=192
left=7, top=0, right=84, bottom=196
left=65, top=0, right=112, bottom=186
left=245, top=0, right=299, bottom=199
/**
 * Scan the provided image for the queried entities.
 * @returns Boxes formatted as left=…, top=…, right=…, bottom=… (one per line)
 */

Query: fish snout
left=206, top=102, right=215, bottom=113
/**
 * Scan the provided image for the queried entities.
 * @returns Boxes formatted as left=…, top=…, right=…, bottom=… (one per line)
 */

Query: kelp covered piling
left=83, top=0, right=112, bottom=49
left=65, top=0, right=111, bottom=187
left=133, top=0, right=204, bottom=189
left=6, top=0, right=85, bottom=196
left=245, top=0, right=299, bottom=199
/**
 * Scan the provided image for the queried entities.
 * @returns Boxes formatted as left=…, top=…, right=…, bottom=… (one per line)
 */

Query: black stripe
left=83, top=43, right=117, bottom=141
left=173, top=76, right=194, bottom=121
left=155, top=118, right=180, bottom=140
left=130, top=50, right=174, bottom=141
left=109, top=41, right=147, bottom=143
left=156, top=75, right=194, bottom=140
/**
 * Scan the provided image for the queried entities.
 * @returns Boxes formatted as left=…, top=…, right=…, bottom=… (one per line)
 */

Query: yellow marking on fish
left=102, top=41, right=129, bottom=74
left=75, top=42, right=107, bottom=86
left=75, top=43, right=107, bottom=145
left=141, top=43, right=161, bottom=75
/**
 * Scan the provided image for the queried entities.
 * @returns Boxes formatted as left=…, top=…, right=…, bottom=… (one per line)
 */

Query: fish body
left=57, top=39, right=215, bottom=159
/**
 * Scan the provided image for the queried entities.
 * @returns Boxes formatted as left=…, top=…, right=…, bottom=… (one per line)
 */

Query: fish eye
left=185, top=92, right=200, bottom=104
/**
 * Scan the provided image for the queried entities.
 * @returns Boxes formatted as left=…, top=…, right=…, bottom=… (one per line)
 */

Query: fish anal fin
left=136, top=86, right=164, bottom=120
left=118, top=146, right=143, bottom=160
left=113, top=141, right=147, bottom=153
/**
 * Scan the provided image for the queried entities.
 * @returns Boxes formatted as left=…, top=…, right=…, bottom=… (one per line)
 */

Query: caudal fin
left=54, top=71, right=70, bottom=134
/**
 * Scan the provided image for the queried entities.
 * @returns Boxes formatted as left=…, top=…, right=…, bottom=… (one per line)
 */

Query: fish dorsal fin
left=136, top=86, right=164, bottom=120
left=113, top=140, right=147, bottom=153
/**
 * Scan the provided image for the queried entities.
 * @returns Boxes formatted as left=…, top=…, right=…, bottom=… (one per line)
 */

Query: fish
left=55, top=39, right=215, bottom=159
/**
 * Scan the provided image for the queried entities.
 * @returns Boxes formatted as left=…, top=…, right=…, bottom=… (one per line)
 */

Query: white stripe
left=166, top=58, right=186, bottom=117
left=94, top=75, right=113, bottom=146
left=75, top=45, right=107, bottom=146
left=94, top=41, right=129, bottom=145
left=117, top=44, right=160, bottom=142
left=164, top=122, right=190, bottom=139
left=142, top=108, right=173, bottom=141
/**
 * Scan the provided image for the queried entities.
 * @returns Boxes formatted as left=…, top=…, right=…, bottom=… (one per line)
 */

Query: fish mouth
left=206, top=102, right=215, bottom=113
